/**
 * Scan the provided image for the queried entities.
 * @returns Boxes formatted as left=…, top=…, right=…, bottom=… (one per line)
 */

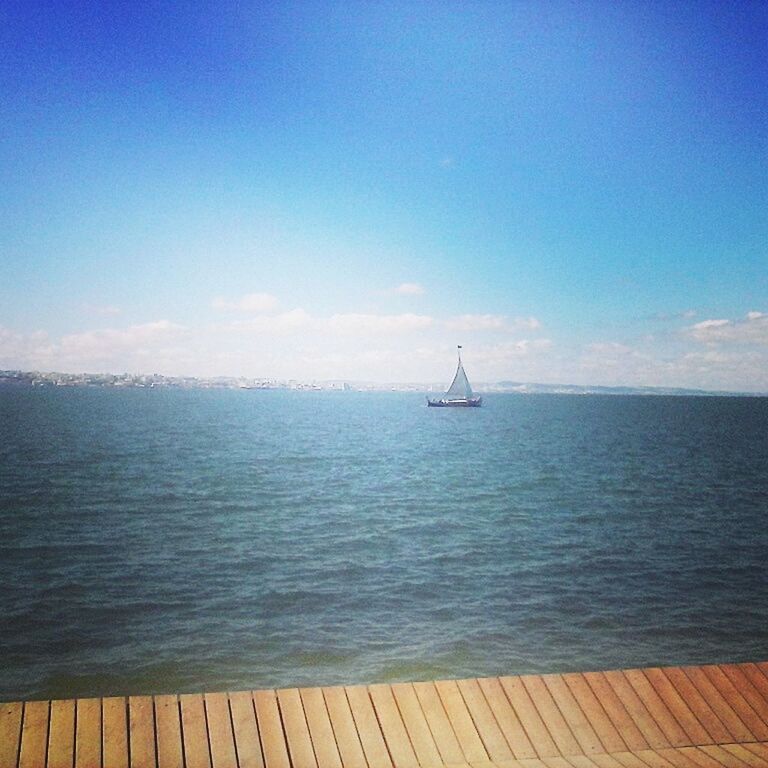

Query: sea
left=1, top=387, right=768, bottom=702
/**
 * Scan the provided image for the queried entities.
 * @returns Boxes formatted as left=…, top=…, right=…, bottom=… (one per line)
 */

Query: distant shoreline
left=1, top=369, right=764, bottom=397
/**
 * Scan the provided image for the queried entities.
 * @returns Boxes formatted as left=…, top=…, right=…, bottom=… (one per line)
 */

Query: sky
left=1, top=1, right=767, bottom=390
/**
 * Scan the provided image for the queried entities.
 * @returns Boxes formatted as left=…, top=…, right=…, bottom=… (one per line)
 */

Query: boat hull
left=427, top=397, right=482, bottom=407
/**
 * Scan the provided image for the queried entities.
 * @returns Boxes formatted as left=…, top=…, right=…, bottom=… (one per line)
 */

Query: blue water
left=1, top=387, right=768, bottom=701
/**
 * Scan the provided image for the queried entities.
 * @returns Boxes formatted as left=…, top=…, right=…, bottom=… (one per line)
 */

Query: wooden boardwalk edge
left=2, top=662, right=768, bottom=768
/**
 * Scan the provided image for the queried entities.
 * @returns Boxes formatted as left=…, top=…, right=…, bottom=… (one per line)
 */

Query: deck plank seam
left=313, top=686, right=345, bottom=768
left=460, top=678, right=515, bottom=763
left=719, top=667, right=768, bottom=734
left=568, top=673, right=631, bottom=754
left=274, top=689, right=299, bottom=768
left=542, top=674, right=601, bottom=756
left=585, top=672, right=650, bottom=753
left=369, top=685, right=406, bottom=768
left=124, top=696, right=132, bottom=768
left=386, top=682, right=424, bottom=767
left=635, top=669, right=696, bottom=748
left=296, top=686, right=322, bottom=768
left=682, top=669, right=751, bottom=743
left=341, top=687, right=375, bottom=768
left=72, top=696, right=79, bottom=768
left=616, top=669, right=672, bottom=749
left=390, top=684, right=428, bottom=767
left=475, top=679, right=520, bottom=761
left=653, top=669, right=717, bottom=746
left=327, top=686, right=369, bottom=768
left=695, top=744, right=733, bottom=768
left=453, top=681, right=491, bottom=763
left=13, top=702, right=23, bottom=768
left=519, top=676, right=574, bottom=759
left=712, top=667, right=768, bottom=737
left=226, top=693, right=241, bottom=768
left=491, top=676, right=543, bottom=760
left=701, top=666, right=755, bottom=739
left=664, top=669, right=733, bottom=745
left=424, top=686, right=469, bottom=765
left=621, top=669, right=681, bottom=748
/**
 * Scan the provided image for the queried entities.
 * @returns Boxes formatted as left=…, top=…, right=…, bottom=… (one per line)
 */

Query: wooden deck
left=3, top=662, right=768, bottom=768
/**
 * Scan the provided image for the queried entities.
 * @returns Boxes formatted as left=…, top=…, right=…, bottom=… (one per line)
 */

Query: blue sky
left=1, top=1, right=767, bottom=389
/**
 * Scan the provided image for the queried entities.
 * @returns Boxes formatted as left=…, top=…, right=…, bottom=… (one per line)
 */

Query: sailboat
left=427, top=346, right=482, bottom=407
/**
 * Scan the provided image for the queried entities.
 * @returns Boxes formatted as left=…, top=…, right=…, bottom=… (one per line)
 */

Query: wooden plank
left=720, top=666, right=768, bottom=731
left=457, top=678, right=515, bottom=763
left=740, top=665, right=768, bottom=707
left=436, top=679, right=490, bottom=763
left=542, top=757, right=578, bottom=768
left=700, top=744, right=754, bottom=767
left=276, top=688, right=318, bottom=768
left=205, top=693, right=238, bottom=768
left=18, top=700, right=49, bottom=768
left=413, top=680, right=467, bottom=764
left=322, top=687, right=367, bottom=768
left=683, top=668, right=753, bottom=743
left=254, top=690, right=290, bottom=768
left=521, top=675, right=582, bottom=756
left=644, top=669, right=713, bottom=746
left=75, top=698, right=101, bottom=768
left=368, top=684, right=418, bottom=768
left=566, top=755, right=606, bottom=768
left=643, top=749, right=689, bottom=768
left=180, top=693, right=212, bottom=768
left=702, top=667, right=768, bottom=741
left=743, top=746, right=768, bottom=762
left=155, top=695, right=183, bottom=768
left=563, top=673, right=628, bottom=754
left=623, top=670, right=690, bottom=747
left=583, top=673, right=649, bottom=753
left=103, top=697, right=129, bottom=768
left=610, top=752, right=656, bottom=768
left=721, top=744, right=768, bottom=768
left=589, top=755, right=632, bottom=768
left=478, top=677, right=537, bottom=760
left=519, top=759, right=552, bottom=768
left=346, top=685, right=392, bottom=768
left=229, top=691, right=264, bottom=768
left=47, top=699, right=76, bottom=768
left=391, top=683, right=442, bottom=767
left=677, top=746, right=736, bottom=768
left=129, top=695, right=156, bottom=768
left=0, top=702, right=23, bottom=768
left=542, top=674, right=603, bottom=755
left=603, top=670, right=669, bottom=749
left=500, top=675, right=560, bottom=758
left=663, top=669, right=733, bottom=744
left=300, top=687, right=342, bottom=768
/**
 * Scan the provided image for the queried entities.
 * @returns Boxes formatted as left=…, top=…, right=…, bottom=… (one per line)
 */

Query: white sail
left=444, top=358, right=473, bottom=398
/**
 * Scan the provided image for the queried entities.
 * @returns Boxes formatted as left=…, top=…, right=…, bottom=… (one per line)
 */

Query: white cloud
left=212, top=292, right=279, bottom=313
left=445, top=314, right=541, bottom=332
left=395, top=282, right=425, bottom=296
left=686, top=311, right=768, bottom=345
left=0, top=327, right=54, bottom=367
left=59, top=321, right=187, bottom=361
left=326, top=313, right=433, bottom=334
left=0, top=321, right=190, bottom=374
left=227, top=308, right=312, bottom=334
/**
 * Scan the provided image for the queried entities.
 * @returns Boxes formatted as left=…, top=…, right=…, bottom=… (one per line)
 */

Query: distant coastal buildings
left=0, top=369, right=758, bottom=396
